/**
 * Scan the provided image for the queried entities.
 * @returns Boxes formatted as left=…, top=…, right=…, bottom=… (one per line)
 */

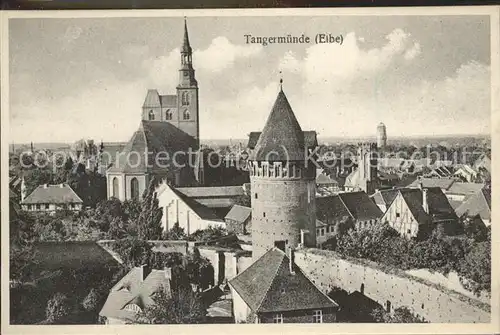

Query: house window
left=45, top=204, right=49, bottom=209
left=183, top=109, right=190, bottom=120
left=36, top=204, right=41, bottom=210
left=273, top=313, right=283, bottom=323
left=313, top=310, right=323, bottom=323
left=166, top=109, right=173, bottom=120
left=130, top=177, right=140, bottom=200
left=321, top=228, right=325, bottom=236
left=396, top=213, right=400, bottom=218
left=407, top=229, right=411, bottom=234
left=255, top=193, right=258, bottom=199
left=148, top=110, right=155, bottom=120
left=112, top=177, right=119, bottom=198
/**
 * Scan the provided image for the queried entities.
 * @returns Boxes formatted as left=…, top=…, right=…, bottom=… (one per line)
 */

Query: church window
left=166, top=109, right=173, bottom=120
left=113, top=177, right=119, bottom=198
left=183, top=109, right=190, bottom=120
left=148, top=110, right=155, bottom=120
left=182, top=92, right=190, bottom=106
left=131, top=178, right=139, bottom=200
left=255, top=193, right=258, bottom=199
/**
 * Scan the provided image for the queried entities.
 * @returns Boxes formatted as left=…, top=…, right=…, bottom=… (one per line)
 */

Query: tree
left=137, top=287, right=206, bottom=324
left=137, top=178, right=163, bottom=240
left=45, top=293, right=72, bottom=324
left=82, top=288, right=101, bottom=312
left=188, top=226, right=227, bottom=242
left=183, top=248, right=214, bottom=290
left=113, top=237, right=153, bottom=267
left=163, top=222, right=187, bottom=240
left=459, top=240, right=491, bottom=293
left=371, top=306, right=427, bottom=323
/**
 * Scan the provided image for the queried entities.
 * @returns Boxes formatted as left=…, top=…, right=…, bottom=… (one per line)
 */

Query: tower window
left=148, top=110, right=155, bottom=121
left=166, top=109, right=173, bottom=120
left=182, top=92, right=190, bottom=105
left=183, top=109, right=190, bottom=120
left=255, top=193, right=258, bottom=199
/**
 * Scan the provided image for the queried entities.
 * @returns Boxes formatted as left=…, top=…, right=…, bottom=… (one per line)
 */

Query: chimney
left=418, top=181, right=423, bottom=190
left=164, top=267, right=172, bottom=280
left=287, top=247, right=295, bottom=274
left=43, top=184, right=48, bottom=189
left=141, top=264, right=152, bottom=282
left=422, top=188, right=429, bottom=214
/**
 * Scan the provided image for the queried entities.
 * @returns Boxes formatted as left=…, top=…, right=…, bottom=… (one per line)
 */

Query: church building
left=107, top=19, right=201, bottom=201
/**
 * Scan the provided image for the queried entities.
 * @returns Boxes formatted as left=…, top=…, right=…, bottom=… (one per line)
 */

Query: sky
left=9, top=15, right=492, bottom=144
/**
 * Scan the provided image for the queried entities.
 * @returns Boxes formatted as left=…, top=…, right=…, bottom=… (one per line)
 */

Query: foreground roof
left=317, top=191, right=383, bottom=223
left=249, top=89, right=316, bottom=162
left=99, top=267, right=172, bottom=322
left=21, top=184, right=83, bottom=204
left=229, top=248, right=338, bottom=313
left=107, top=120, right=197, bottom=174
left=398, top=187, right=457, bottom=224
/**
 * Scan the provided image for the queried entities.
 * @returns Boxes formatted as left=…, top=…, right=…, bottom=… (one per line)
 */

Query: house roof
left=408, top=178, right=455, bottom=191
left=229, top=248, right=338, bottom=313
left=107, top=120, right=197, bottom=174
left=455, top=187, right=491, bottom=221
left=317, top=191, right=383, bottom=223
left=225, top=205, right=251, bottom=223
left=370, top=188, right=400, bottom=207
left=446, top=182, right=485, bottom=196
left=398, top=187, right=457, bottom=224
left=249, top=89, right=316, bottom=162
left=21, top=184, right=83, bottom=204
left=176, top=186, right=244, bottom=198
left=316, top=173, right=339, bottom=185
left=99, top=266, right=172, bottom=322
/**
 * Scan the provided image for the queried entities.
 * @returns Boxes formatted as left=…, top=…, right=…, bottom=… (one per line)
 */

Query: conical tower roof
left=182, top=17, right=192, bottom=53
left=250, top=89, right=305, bottom=161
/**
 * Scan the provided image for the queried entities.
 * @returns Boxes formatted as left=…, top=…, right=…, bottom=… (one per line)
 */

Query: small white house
left=20, top=183, right=83, bottom=213
left=156, top=182, right=225, bottom=235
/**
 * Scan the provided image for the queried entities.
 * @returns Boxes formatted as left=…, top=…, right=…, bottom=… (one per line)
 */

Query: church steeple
left=178, top=17, right=197, bottom=88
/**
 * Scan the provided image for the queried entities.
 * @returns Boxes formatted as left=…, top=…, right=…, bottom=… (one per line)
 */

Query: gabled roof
left=159, top=95, right=177, bottom=107
left=371, top=188, right=400, bottom=207
left=225, top=205, right=251, bottom=223
left=99, top=266, right=172, bottom=321
left=157, top=183, right=223, bottom=222
left=447, top=182, right=485, bottom=196
left=21, top=184, right=83, bottom=204
left=317, top=191, right=383, bottom=223
left=398, top=187, right=457, bottom=224
left=107, top=120, right=197, bottom=174
left=229, top=248, right=338, bottom=313
left=249, top=90, right=315, bottom=162
left=408, top=178, right=455, bottom=191
left=455, top=187, right=491, bottom=221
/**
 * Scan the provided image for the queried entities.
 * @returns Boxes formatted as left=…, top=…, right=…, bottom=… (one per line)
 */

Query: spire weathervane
left=279, top=71, right=283, bottom=91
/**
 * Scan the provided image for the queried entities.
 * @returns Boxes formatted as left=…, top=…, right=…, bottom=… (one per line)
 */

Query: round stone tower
left=376, top=122, right=387, bottom=149
left=248, top=85, right=318, bottom=261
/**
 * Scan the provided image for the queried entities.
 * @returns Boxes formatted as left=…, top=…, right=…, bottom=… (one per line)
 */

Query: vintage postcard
left=1, top=7, right=499, bottom=335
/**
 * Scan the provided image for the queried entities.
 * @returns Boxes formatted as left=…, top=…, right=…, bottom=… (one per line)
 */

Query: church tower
left=177, top=18, right=199, bottom=147
left=248, top=81, right=318, bottom=261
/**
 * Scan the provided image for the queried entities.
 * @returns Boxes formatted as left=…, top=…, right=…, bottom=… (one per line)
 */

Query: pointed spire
left=182, top=17, right=192, bottom=54
left=279, top=71, right=283, bottom=91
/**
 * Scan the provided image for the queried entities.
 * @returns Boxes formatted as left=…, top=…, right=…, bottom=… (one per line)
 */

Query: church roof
left=229, top=248, right=338, bottom=313
left=159, top=95, right=177, bottom=107
left=249, top=90, right=315, bottom=162
left=107, top=120, right=197, bottom=174
left=182, top=18, right=192, bottom=53
left=143, top=89, right=161, bottom=107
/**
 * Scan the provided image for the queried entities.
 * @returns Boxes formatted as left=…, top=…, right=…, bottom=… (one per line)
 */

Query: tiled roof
left=229, top=248, right=338, bottom=313
left=455, top=187, right=491, bottom=221
left=399, top=187, right=457, bottom=224
left=225, top=205, right=251, bottom=223
left=160, top=95, right=177, bottom=107
left=447, top=182, right=485, bottom=196
left=107, top=120, right=197, bottom=174
left=100, top=266, right=172, bottom=322
left=165, top=184, right=223, bottom=222
left=143, top=89, right=161, bottom=107
left=370, top=188, right=399, bottom=207
left=21, top=184, right=83, bottom=204
left=249, top=90, right=316, bottom=162
left=408, top=178, right=455, bottom=191
left=317, top=191, right=382, bottom=223
left=247, top=131, right=317, bottom=150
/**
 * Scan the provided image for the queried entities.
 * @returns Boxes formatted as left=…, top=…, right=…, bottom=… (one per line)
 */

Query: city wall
left=294, top=248, right=490, bottom=323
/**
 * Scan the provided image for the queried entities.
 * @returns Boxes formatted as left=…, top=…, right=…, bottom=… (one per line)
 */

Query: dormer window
left=124, top=304, right=142, bottom=313
left=166, top=109, right=173, bottom=120
left=148, top=110, right=155, bottom=121
left=183, top=109, right=190, bottom=120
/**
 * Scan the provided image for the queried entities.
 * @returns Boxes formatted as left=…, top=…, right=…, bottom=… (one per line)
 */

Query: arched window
left=165, top=109, right=173, bottom=120
left=124, top=304, right=142, bottom=313
left=148, top=110, right=155, bottom=120
left=182, top=92, right=190, bottom=105
left=112, top=177, right=119, bottom=198
left=183, top=109, right=190, bottom=120
left=130, top=178, right=139, bottom=200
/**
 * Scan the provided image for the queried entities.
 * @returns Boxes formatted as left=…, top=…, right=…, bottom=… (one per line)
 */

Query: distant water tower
left=377, top=122, right=387, bottom=149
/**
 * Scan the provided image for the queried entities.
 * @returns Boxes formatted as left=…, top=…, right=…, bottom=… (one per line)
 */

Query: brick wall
left=294, top=249, right=490, bottom=323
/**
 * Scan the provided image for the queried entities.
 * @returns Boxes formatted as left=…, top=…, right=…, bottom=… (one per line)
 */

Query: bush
left=82, top=288, right=101, bottom=312
left=45, top=293, right=72, bottom=323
